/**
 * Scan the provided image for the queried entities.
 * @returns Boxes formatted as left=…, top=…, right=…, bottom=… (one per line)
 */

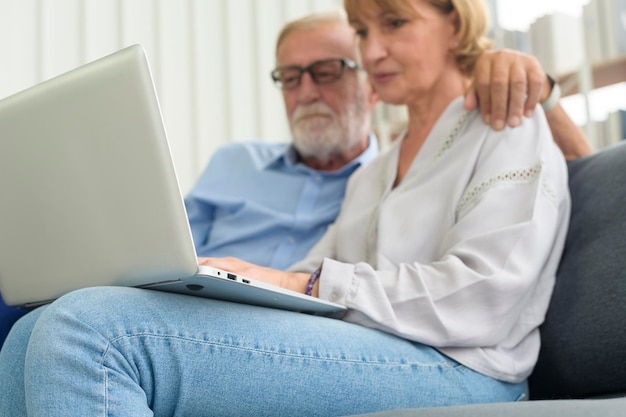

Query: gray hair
left=275, top=9, right=349, bottom=59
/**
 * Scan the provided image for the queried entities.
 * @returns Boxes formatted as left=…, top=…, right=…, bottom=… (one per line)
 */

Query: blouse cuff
left=317, top=257, right=357, bottom=306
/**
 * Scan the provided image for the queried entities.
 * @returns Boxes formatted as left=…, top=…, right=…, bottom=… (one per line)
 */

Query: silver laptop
left=0, top=44, right=345, bottom=315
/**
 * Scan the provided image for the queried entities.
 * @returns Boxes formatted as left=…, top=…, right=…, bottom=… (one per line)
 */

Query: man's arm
left=543, top=102, right=593, bottom=161
left=465, top=49, right=592, bottom=160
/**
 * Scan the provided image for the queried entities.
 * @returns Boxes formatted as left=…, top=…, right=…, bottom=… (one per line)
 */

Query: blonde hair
left=275, top=9, right=349, bottom=59
left=343, top=0, right=492, bottom=75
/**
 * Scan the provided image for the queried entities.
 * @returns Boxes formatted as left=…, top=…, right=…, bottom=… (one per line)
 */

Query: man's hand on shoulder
left=465, top=49, right=551, bottom=131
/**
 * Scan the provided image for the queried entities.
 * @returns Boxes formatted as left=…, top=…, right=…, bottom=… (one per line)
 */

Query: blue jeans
left=0, top=287, right=527, bottom=416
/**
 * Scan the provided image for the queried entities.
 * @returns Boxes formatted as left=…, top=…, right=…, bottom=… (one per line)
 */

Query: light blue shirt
left=184, top=136, right=379, bottom=270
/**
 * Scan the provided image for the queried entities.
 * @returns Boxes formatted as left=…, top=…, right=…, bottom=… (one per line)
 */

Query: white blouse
left=289, top=97, right=571, bottom=383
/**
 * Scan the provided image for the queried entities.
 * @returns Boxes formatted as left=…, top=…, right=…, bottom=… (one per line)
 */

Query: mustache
left=292, top=103, right=335, bottom=122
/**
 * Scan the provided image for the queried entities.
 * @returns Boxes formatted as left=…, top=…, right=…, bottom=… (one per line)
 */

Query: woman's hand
left=198, top=257, right=313, bottom=294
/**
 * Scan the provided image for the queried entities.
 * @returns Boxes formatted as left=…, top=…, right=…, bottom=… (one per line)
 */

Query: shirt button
left=287, top=237, right=295, bottom=244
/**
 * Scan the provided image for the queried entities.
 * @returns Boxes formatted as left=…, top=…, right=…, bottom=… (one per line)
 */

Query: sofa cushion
left=529, top=142, right=626, bottom=399
left=344, top=397, right=626, bottom=417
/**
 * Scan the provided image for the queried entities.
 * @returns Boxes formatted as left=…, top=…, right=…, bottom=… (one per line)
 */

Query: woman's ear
left=447, top=9, right=461, bottom=50
left=449, top=9, right=461, bottom=35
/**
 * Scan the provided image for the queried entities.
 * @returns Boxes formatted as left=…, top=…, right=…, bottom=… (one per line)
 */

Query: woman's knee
left=30, top=287, right=148, bottom=341
left=39, top=286, right=152, bottom=320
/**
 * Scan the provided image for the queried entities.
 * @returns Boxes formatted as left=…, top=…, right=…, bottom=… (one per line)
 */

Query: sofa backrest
left=529, top=141, right=626, bottom=399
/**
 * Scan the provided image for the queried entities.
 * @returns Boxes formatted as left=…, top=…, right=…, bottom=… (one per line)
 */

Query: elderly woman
left=0, top=1, right=569, bottom=416
left=307, top=0, right=570, bottom=387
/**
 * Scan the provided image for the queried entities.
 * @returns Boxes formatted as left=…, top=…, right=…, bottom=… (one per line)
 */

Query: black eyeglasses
left=270, top=58, right=359, bottom=90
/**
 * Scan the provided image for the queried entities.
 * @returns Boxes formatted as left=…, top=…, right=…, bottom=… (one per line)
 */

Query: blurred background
left=0, top=0, right=624, bottom=194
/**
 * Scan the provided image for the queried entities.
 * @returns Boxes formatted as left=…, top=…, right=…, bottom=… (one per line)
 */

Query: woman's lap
left=3, top=286, right=526, bottom=416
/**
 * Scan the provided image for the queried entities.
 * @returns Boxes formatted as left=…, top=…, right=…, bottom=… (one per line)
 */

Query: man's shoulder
left=192, top=141, right=292, bottom=190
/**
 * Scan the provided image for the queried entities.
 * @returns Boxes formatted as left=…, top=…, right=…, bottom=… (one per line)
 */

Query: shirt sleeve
left=184, top=149, right=227, bottom=250
left=321, top=189, right=565, bottom=347
left=184, top=191, right=216, bottom=250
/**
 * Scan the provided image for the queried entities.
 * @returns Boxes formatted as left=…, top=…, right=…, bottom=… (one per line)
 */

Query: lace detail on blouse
left=455, top=162, right=543, bottom=219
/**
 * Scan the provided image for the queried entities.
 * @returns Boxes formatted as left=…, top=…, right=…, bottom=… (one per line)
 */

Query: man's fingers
left=488, top=69, right=509, bottom=131
left=506, top=64, right=527, bottom=127
left=473, top=60, right=493, bottom=125
left=524, top=68, right=545, bottom=117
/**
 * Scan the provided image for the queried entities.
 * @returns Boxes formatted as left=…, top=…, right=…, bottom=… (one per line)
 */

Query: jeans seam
left=103, top=366, right=109, bottom=417
left=102, top=344, right=112, bottom=417
left=105, top=332, right=453, bottom=368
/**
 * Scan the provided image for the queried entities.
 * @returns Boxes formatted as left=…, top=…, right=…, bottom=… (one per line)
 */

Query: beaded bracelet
left=305, top=265, right=322, bottom=296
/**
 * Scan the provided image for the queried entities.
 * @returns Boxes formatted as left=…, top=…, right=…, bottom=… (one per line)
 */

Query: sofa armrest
left=529, top=142, right=626, bottom=399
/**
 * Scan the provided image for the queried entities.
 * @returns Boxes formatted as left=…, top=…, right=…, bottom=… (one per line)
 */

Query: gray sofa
left=349, top=141, right=626, bottom=416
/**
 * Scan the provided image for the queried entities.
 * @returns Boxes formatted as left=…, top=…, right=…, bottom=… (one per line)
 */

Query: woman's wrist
left=304, top=264, right=322, bottom=296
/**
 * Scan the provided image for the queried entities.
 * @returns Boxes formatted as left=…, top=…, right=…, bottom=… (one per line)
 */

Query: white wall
left=0, top=0, right=342, bottom=194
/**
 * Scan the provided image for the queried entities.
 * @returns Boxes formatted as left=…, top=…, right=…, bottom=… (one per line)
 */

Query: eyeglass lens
left=274, top=59, right=346, bottom=89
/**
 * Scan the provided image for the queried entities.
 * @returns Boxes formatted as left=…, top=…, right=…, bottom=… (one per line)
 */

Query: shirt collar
left=263, top=133, right=379, bottom=176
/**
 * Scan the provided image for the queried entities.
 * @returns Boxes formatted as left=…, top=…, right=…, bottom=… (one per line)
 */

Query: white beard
left=290, top=95, right=369, bottom=163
